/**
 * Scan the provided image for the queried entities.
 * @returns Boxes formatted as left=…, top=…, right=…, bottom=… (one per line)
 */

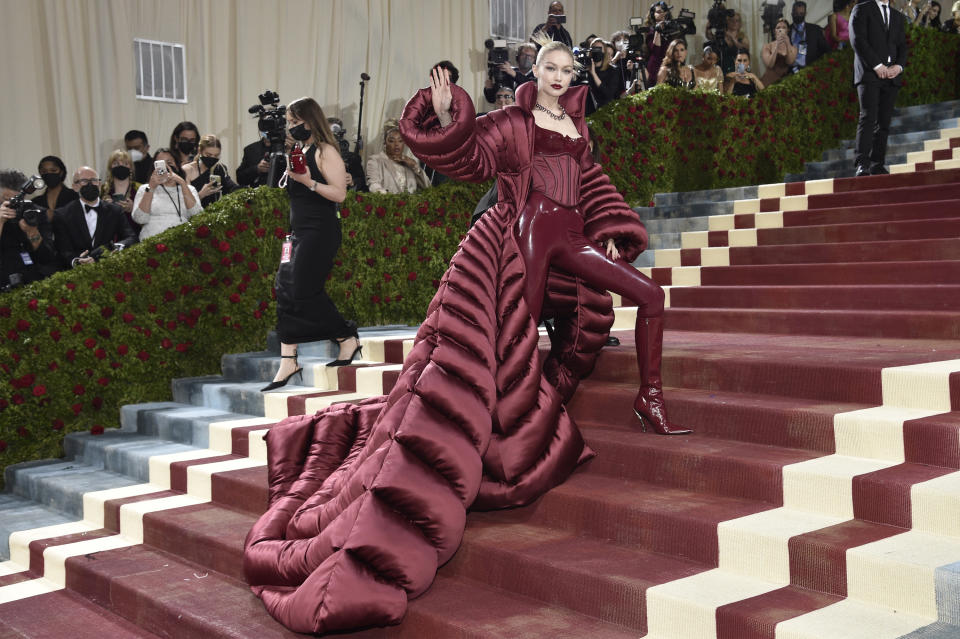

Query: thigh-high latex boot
left=634, top=316, right=691, bottom=435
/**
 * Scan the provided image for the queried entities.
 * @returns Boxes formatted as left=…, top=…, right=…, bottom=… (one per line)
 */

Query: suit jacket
left=793, top=22, right=830, bottom=68
left=53, top=199, right=137, bottom=267
left=850, top=0, right=908, bottom=85
left=236, top=139, right=279, bottom=187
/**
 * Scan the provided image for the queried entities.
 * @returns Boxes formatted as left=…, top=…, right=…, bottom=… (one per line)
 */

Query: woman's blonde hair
left=198, top=134, right=224, bottom=175
left=102, top=149, right=133, bottom=195
left=532, top=31, right=583, bottom=72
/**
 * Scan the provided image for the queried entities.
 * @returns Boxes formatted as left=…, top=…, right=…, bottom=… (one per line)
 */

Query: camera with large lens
left=248, top=90, right=287, bottom=148
left=485, top=38, right=510, bottom=86
left=707, top=0, right=735, bottom=37
left=330, top=121, right=350, bottom=157
left=6, top=175, right=46, bottom=228
left=248, top=90, right=289, bottom=187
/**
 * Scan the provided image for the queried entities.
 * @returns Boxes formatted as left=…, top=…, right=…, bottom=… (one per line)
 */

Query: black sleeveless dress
left=274, top=144, right=354, bottom=344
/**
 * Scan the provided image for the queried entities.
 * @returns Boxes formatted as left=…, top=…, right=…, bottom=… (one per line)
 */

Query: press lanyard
left=159, top=185, right=183, bottom=220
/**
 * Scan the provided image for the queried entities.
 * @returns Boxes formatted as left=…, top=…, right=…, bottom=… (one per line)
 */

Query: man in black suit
left=54, top=166, right=137, bottom=268
left=850, top=0, right=907, bottom=176
left=789, top=1, right=830, bottom=73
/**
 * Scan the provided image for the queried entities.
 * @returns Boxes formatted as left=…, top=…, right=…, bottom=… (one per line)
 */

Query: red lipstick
left=551, top=83, right=562, bottom=89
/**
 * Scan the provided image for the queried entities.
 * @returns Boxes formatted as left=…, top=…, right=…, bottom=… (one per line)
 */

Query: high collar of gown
left=515, top=81, right=588, bottom=121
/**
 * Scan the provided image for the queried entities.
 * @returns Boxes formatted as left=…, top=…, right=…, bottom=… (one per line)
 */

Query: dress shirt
left=83, top=199, right=101, bottom=239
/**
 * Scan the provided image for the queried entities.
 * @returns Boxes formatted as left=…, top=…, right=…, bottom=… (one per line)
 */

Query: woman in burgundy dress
left=243, top=41, right=686, bottom=636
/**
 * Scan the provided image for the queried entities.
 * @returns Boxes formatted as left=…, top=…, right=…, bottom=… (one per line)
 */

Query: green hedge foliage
left=1, top=26, right=957, bottom=479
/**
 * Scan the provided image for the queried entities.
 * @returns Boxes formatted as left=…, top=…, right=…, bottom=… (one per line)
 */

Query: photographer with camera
left=131, top=155, right=202, bottom=241
left=762, top=18, right=798, bottom=86
left=587, top=38, right=621, bottom=112
left=532, top=2, right=573, bottom=47
left=643, top=2, right=677, bottom=86
left=1, top=170, right=58, bottom=290
left=53, top=167, right=137, bottom=268
left=483, top=42, right=536, bottom=105
left=240, top=91, right=289, bottom=188
left=789, top=1, right=829, bottom=73
left=327, top=118, right=367, bottom=192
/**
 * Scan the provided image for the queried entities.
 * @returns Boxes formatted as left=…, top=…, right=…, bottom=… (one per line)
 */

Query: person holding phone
left=183, top=134, right=238, bottom=208
left=761, top=18, right=798, bottom=86
left=262, top=96, right=360, bottom=392
left=131, top=150, right=202, bottom=240
left=101, top=149, right=142, bottom=235
left=724, top=49, right=764, bottom=96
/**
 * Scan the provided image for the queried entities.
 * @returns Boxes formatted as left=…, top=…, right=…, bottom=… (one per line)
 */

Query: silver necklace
left=534, top=102, right=566, bottom=121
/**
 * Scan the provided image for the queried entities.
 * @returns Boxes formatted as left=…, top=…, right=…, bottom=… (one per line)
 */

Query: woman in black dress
left=263, top=97, right=361, bottom=391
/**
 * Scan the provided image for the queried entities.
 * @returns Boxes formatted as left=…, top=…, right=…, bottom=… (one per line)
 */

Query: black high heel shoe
left=261, top=354, right=303, bottom=392
left=326, top=337, right=363, bottom=367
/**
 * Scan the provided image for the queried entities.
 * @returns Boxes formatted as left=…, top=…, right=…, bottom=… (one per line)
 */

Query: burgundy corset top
left=530, top=125, right=586, bottom=207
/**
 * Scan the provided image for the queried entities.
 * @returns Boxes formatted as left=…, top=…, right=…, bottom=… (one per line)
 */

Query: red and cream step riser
left=644, top=358, right=960, bottom=639
left=0, top=332, right=418, bottom=607
left=1, top=334, right=959, bottom=638
left=892, top=130, right=960, bottom=173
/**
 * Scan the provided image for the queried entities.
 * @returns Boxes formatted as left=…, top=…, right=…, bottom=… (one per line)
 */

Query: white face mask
left=616, top=40, right=628, bottom=51
left=128, top=149, right=144, bottom=162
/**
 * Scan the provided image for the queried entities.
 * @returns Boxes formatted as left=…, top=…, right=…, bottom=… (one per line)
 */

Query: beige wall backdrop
left=1, top=0, right=830, bottom=181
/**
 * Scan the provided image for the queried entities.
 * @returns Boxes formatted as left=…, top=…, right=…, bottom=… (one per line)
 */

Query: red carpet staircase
left=2, top=111, right=960, bottom=638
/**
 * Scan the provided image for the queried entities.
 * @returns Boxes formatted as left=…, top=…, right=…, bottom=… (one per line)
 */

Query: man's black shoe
left=606, top=336, right=620, bottom=347
left=870, top=165, right=889, bottom=175
left=854, top=165, right=870, bottom=177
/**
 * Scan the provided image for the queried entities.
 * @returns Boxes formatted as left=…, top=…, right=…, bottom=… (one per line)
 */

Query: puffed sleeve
left=131, top=184, right=150, bottom=225
left=399, top=84, right=503, bottom=182
left=579, top=161, right=648, bottom=263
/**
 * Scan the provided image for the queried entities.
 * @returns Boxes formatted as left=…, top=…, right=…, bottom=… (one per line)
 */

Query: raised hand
left=430, top=66, right=453, bottom=126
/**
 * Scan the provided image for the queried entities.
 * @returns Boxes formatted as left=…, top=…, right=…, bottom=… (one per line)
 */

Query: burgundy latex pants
left=515, top=190, right=664, bottom=325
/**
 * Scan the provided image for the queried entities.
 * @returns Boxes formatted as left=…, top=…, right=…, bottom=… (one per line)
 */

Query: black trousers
left=855, top=79, right=900, bottom=170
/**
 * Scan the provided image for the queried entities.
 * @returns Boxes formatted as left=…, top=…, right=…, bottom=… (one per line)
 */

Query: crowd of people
left=3, top=0, right=955, bottom=293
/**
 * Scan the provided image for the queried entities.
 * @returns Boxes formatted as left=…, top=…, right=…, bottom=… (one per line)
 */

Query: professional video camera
left=761, top=0, right=786, bottom=40
left=5, top=175, right=46, bottom=228
left=630, top=8, right=697, bottom=42
left=485, top=39, right=510, bottom=86
left=330, top=121, right=350, bottom=156
left=248, top=90, right=287, bottom=146
left=247, top=90, right=288, bottom=187
left=707, top=0, right=735, bottom=38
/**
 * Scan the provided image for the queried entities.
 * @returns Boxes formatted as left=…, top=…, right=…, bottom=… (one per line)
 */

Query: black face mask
left=591, top=49, right=604, bottom=63
left=289, top=124, right=311, bottom=141
left=178, top=139, right=197, bottom=155
left=110, top=165, right=131, bottom=180
left=79, top=183, right=100, bottom=202
left=200, top=156, right=219, bottom=169
left=41, top=172, right=63, bottom=188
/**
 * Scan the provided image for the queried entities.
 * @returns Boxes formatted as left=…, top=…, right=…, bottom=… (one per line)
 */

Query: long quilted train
left=243, top=82, right=648, bottom=634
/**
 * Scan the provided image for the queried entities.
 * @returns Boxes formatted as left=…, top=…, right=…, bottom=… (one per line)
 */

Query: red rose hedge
left=0, top=27, right=957, bottom=483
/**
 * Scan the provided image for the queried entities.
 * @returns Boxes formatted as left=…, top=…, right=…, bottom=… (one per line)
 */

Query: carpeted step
left=652, top=259, right=960, bottom=287
left=576, top=426, right=817, bottom=504
left=722, top=238, right=960, bottom=267
left=445, top=514, right=707, bottom=634
left=0, top=589, right=162, bottom=638
left=662, top=307, right=960, bottom=339
left=751, top=216, right=960, bottom=248
left=588, top=331, right=960, bottom=405
left=49, top=541, right=636, bottom=639
left=669, top=284, right=960, bottom=311
left=568, top=381, right=856, bottom=452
